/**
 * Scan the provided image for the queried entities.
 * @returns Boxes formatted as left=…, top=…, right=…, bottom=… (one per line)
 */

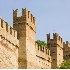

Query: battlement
left=13, top=8, right=36, bottom=23
left=0, top=18, right=17, bottom=39
left=35, top=42, right=50, bottom=56
left=47, top=33, right=63, bottom=43
left=63, top=41, right=68, bottom=45
left=35, top=42, right=51, bottom=64
left=63, top=42, right=65, bottom=45
left=53, top=33, right=63, bottom=42
left=13, top=9, right=18, bottom=17
left=13, top=8, right=36, bottom=32
left=63, top=41, right=70, bottom=47
left=22, top=8, right=36, bottom=24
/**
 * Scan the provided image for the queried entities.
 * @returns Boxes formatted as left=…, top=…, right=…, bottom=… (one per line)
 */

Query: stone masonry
left=47, top=33, right=63, bottom=68
left=0, top=18, right=19, bottom=68
left=0, top=8, right=69, bottom=69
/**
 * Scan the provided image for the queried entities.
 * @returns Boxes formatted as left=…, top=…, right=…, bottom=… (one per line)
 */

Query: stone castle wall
left=35, top=43, right=51, bottom=69
left=0, top=18, right=19, bottom=68
left=47, top=33, right=63, bottom=68
left=63, top=41, right=70, bottom=62
left=0, top=8, right=70, bottom=69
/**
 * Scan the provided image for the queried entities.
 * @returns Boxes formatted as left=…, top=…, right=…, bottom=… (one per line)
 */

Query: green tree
left=36, top=40, right=47, bottom=48
left=59, top=61, right=70, bottom=69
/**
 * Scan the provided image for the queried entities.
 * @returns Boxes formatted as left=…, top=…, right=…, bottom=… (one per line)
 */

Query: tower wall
left=47, top=33, right=63, bottom=68
left=63, top=41, right=70, bottom=62
left=13, top=8, right=36, bottom=69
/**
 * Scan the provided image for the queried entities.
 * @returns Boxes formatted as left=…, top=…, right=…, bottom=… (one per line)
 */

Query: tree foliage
left=36, top=40, right=47, bottom=48
left=59, top=61, right=70, bottom=69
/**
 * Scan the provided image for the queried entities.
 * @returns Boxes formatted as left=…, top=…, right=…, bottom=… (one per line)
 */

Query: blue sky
left=0, top=0, right=70, bottom=42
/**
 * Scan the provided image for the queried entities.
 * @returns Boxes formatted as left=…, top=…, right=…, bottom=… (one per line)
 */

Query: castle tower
left=47, top=33, right=63, bottom=68
left=63, top=41, right=70, bottom=62
left=13, top=8, right=36, bottom=69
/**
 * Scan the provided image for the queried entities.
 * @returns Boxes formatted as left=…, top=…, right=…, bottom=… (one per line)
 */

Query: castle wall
left=0, top=18, right=18, bottom=45
left=47, top=39, right=57, bottom=68
left=0, top=18, right=19, bottom=68
left=57, top=43, right=63, bottom=67
left=1, top=7, right=70, bottom=69
left=47, top=33, right=63, bottom=68
left=63, top=41, right=70, bottom=62
left=35, top=43, right=51, bottom=69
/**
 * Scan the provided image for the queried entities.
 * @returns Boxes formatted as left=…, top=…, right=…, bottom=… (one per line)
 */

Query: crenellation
left=60, top=37, right=63, bottom=43
left=40, top=46, right=42, bottom=51
left=53, top=33, right=59, bottom=39
left=59, top=36, right=60, bottom=40
left=35, top=41, right=51, bottom=69
left=46, top=48, right=48, bottom=54
left=13, top=8, right=36, bottom=33
left=33, top=17, right=36, bottom=24
left=22, top=8, right=36, bottom=25
left=47, top=33, right=50, bottom=40
left=13, top=9, right=18, bottom=17
left=47, top=33, right=63, bottom=45
left=46, top=49, right=47, bottom=54
left=31, top=14, right=33, bottom=22
left=54, top=33, right=58, bottom=37
left=47, top=49, right=50, bottom=55
left=14, top=30, right=17, bottom=39
left=53, top=33, right=63, bottom=43
left=63, top=42, right=65, bottom=46
left=28, top=11, right=30, bottom=18
left=3, top=19, right=8, bottom=31
left=22, top=8, right=26, bottom=17
left=63, top=41, right=70, bottom=62
left=11, top=27, right=15, bottom=37
left=63, top=41, right=69, bottom=45
left=10, top=27, right=12, bottom=35
left=26, top=9, right=36, bottom=25
left=66, top=41, right=68, bottom=44
left=42, top=46, right=44, bottom=52
left=0, top=18, right=18, bottom=39
left=1, top=19, right=3, bottom=28
left=35, top=42, right=50, bottom=55
left=58, top=36, right=63, bottom=43
left=1, top=7, right=70, bottom=69
left=14, top=30, right=15, bottom=37
left=6, top=22, right=8, bottom=32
